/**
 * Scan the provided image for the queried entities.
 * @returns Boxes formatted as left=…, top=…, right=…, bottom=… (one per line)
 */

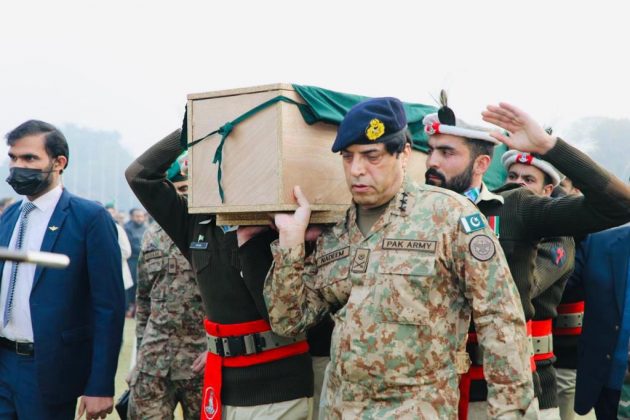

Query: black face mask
left=6, top=166, right=54, bottom=196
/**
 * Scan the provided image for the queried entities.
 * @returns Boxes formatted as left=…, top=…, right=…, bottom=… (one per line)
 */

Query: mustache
left=424, top=168, right=446, bottom=184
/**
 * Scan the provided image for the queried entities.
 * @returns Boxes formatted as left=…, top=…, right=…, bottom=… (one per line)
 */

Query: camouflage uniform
left=264, top=178, right=536, bottom=419
left=128, top=223, right=206, bottom=420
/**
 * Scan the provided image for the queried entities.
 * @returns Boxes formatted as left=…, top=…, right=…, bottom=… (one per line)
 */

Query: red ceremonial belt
left=553, top=301, right=585, bottom=336
left=201, top=318, right=309, bottom=420
left=458, top=320, right=535, bottom=420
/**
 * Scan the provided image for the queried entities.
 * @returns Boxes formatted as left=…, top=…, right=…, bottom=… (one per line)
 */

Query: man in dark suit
left=0, top=120, right=125, bottom=419
left=568, top=225, right=630, bottom=419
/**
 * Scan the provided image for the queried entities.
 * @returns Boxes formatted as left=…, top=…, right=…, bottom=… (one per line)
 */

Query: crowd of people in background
left=0, top=93, right=628, bottom=420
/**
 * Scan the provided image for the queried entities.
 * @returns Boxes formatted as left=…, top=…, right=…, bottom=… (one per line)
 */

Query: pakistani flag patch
left=460, top=213, right=486, bottom=234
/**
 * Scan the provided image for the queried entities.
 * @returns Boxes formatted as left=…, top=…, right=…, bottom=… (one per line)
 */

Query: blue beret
left=331, top=97, right=407, bottom=153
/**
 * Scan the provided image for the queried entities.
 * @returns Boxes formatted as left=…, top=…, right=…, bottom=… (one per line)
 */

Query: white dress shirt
left=0, top=185, right=63, bottom=342
left=116, top=223, right=134, bottom=290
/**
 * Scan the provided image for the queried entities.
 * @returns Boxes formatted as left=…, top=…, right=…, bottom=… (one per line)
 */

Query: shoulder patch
left=317, top=247, right=350, bottom=267
left=552, top=246, right=567, bottom=266
left=469, top=235, right=496, bottom=261
left=460, top=213, right=486, bottom=234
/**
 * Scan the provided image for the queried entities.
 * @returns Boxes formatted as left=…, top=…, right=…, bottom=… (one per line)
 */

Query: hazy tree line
left=0, top=124, right=141, bottom=213
left=0, top=117, right=628, bottom=212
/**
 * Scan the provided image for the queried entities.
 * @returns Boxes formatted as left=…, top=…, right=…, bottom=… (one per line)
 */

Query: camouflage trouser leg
left=173, top=376, right=204, bottom=420
left=128, top=372, right=203, bottom=420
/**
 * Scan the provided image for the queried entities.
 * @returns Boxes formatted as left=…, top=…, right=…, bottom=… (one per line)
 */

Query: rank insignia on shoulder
left=460, top=213, right=486, bottom=234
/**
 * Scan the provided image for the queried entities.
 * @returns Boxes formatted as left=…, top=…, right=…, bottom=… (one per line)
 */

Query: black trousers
left=594, top=386, right=621, bottom=420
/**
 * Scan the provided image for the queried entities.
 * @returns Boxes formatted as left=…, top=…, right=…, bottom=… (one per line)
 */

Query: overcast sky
left=1, top=0, right=629, bottom=157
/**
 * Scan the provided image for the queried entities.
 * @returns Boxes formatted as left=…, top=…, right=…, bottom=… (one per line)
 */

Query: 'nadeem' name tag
left=317, top=247, right=350, bottom=266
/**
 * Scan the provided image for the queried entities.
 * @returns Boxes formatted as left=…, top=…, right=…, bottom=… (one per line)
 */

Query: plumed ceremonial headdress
left=501, top=149, right=563, bottom=186
left=422, top=90, right=499, bottom=145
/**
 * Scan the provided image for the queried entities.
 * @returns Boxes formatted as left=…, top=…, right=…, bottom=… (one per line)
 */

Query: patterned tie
left=3, top=201, right=37, bottom=328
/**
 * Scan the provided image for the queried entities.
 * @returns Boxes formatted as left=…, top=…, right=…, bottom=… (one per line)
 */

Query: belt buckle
left=207, top=334, right=264, bottom=357
left=221, top=337, right=232, bottom=357
left=223, top=335, right=259, bottom=357
left=15, top=342, right=31, bottom=356
left=206, top=336, right=224, bottom=357
left=224, top=336, right=250, bottom=357
left=243, top=334, right=258, bottom=355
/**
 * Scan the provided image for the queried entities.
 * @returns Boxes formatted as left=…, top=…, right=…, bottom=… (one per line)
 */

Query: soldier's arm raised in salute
left=483, top=103, right=630, bottom=239
left=125, top=129, right=191, bottom=259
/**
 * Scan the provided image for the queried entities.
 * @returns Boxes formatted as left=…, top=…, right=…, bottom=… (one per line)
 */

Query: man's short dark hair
left=129, top=208, right=143, bottom=217
left=5, top=120, right=69, bottom=172
left=551, top=185, right=567, bottom=198
left=542, top=173, right=554, bottom=187
left=384, top=131, right=412, bottom=156
left=465, top=138, right=494, bottom=162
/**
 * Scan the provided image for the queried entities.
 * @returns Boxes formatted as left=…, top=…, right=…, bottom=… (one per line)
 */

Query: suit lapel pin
left=48, top=226, right=59, bottom=232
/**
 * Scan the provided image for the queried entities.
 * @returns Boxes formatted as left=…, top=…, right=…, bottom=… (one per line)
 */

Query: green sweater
left=479, top=138, right=629, bottom=320
left=530, top=235, right=576, bottom=409
left=125, top=130, right=314, bottom=407
left=470, top=138, right=630, bottom=407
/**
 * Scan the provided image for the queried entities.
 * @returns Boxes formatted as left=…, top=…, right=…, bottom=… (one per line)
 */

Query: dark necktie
left=3, top=201, right=37, bottom=328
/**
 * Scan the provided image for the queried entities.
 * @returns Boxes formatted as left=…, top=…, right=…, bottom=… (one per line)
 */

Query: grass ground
left=111, top=318, right=135, bottom=419
left=104, top=318, right=184, bottom=420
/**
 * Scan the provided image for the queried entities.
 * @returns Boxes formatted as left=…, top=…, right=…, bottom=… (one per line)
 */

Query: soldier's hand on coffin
left=236, top=226, right=270, bottom=247
left=275, top=186, right=311, bottom=248
left=482, top=102, right=556, bottom=154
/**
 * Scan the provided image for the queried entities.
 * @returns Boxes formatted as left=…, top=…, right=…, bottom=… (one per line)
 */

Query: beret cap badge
left=365, top=118, right=385, bottom=141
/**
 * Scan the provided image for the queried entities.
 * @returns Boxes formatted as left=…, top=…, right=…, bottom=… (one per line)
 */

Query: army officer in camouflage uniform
left=128, top=155, right=206, bottom=419
left=259, top=97, right=537, bottom=419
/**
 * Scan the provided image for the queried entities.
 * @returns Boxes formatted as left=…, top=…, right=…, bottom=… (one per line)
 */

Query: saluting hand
left=482, top=103, right=556, bottom=154
left=274, top=186, right=311, bottom=248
